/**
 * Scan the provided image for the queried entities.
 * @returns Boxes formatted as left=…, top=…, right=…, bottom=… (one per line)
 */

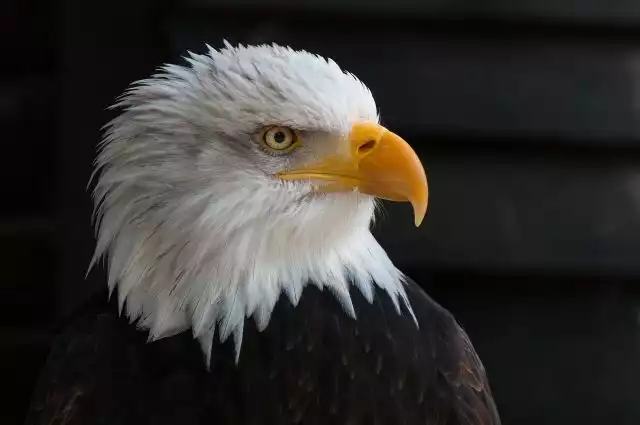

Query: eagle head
left=91, top=42, right=428, bottom=363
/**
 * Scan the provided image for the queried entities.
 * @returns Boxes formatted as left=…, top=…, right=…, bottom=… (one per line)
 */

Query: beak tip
left=410, top=188, right=428, bottom=228
left=412, top=202, right=427, bottom=227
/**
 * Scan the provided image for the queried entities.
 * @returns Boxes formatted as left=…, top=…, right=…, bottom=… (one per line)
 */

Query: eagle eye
left=260, top=125, right=300, bottom=153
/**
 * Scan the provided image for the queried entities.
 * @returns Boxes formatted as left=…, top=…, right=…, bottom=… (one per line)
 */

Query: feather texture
left=25, top=280, right=500, bottom=425
left=89, top=43, right=413, bottom=364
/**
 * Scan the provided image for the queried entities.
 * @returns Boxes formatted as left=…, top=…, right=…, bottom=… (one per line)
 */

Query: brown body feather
left=25, top=278, right=499, bottom=425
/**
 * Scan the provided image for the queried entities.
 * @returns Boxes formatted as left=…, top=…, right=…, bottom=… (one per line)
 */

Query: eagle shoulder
left=403, top=278, right=501, bottom=425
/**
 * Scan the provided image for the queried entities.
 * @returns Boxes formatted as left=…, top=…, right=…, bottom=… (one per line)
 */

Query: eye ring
left=259, top=126, right=300, bottom=153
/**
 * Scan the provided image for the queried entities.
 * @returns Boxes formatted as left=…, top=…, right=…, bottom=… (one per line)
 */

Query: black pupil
left=273, top=131, right=286, bottom=144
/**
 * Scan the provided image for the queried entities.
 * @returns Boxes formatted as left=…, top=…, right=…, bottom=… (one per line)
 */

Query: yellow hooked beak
left=277, top=121, right=428, bottom=226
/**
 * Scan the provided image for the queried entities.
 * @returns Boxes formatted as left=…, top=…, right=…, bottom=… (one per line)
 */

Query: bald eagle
left=26, top=43, right=500, bottom=425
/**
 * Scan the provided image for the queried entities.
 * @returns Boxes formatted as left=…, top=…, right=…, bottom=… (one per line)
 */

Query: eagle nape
left=25, top=42, right=500, bottom=425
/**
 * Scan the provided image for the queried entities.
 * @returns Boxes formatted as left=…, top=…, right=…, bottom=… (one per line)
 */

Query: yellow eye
left=260, top=126, right=299, bottom=153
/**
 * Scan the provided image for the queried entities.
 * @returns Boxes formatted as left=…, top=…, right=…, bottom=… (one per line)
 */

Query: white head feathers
left=90, top=42, right=415, bottom=365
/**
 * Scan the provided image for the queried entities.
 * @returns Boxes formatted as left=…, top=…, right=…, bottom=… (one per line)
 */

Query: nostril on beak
left=358, top=140, right=377, bottom=155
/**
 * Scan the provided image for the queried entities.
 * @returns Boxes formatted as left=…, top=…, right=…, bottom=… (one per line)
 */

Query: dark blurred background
left=3, top=0, right=640, bottom=424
